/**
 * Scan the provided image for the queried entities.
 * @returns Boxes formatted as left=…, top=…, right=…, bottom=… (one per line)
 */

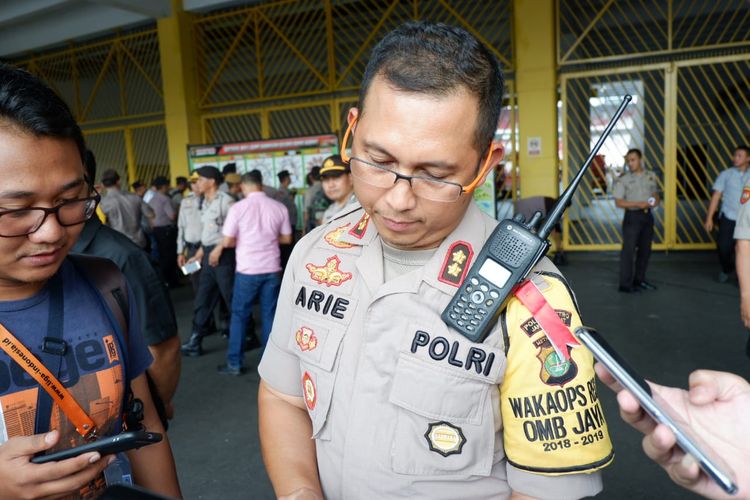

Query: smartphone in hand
left=31, top=431, right=162, bottom=464
left=180, top=261, right=201, bottom=275
left=574, top=326, right=738, bottom=495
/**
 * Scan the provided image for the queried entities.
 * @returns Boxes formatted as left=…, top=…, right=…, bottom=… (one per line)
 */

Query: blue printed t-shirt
left=0, top=258, right=152, bottom=450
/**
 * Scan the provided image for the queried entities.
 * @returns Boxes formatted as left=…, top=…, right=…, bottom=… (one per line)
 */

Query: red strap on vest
left=514, top=279, right=580, bottom=360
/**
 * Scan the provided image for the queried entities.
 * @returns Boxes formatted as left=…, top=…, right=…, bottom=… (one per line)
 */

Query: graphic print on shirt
left=0, top=332, right=124, bottom=449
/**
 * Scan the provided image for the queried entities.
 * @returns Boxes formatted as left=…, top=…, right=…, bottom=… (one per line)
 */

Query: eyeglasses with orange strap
left=340, top=117, right=496, bottom=197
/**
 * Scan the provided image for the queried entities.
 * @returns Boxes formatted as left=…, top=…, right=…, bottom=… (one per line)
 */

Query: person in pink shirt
left=218, top=170, right=293, bottom=375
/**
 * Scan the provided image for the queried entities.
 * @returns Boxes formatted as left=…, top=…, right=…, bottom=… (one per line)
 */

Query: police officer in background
left=319, top=154, right=357, bottom=224
left=613, top=148, right=660, bottom=293
left=258, top=22, right=612, bottom=500
left=177, top=171, right=204, bottom=291
left=181, top=166, right=236, bottom=357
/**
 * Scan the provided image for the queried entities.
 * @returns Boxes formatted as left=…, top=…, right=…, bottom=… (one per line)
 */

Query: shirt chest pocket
left=287, top=315, right=346, bottom=441
left=388, top=353, right=500, bottom=477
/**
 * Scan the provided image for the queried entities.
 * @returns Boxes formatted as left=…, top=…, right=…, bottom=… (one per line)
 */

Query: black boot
left=181, top=332, right=203, bottom=357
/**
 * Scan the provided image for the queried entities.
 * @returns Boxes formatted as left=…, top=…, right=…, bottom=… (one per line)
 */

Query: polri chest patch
left=425, top=421, right=466, bottom=457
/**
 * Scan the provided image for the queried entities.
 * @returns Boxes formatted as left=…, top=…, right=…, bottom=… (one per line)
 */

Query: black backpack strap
left=68, top=253, right=169, bottom=430
left=68, top=254, right=130, bottom=340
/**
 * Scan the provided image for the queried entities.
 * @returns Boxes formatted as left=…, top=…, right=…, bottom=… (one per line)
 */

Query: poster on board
left=187, top=134, right=339, bottom=190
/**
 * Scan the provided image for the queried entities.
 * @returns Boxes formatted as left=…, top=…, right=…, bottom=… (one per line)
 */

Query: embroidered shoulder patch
left=348, top=212, right=370, bottom=239
left=425, top=421, right=466, bottom=457
left=324, top=224, right=353, bottom=248
left=305, top=255, right=352, bottom=287
left=302, top=372, right=317, bottom=410
left=438, top=241, right=473, bottom=287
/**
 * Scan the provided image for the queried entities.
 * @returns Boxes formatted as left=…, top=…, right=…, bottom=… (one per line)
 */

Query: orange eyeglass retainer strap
left=340, top=116, right=495, bottom=196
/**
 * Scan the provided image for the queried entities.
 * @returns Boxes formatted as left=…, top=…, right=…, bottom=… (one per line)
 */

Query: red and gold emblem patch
left=295, top=326, right=318, bottom=351
left=324, top=224, right=353, bottom=248
left=305, top=255, right=352, bottom=287
left=348, top=212, right=370, bottom=239
left=533, top=337, right=578, bottom=387
left=741, top=187, right=750, bottom=205
left=438, top=241, right=474, bottom=287
left=302, top=371, right=317, bottom=410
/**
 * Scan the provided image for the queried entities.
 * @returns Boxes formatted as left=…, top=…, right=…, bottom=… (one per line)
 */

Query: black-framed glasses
left=0, top=193, right=101, bottom=237
left=349, top=157, right=465, bottom=202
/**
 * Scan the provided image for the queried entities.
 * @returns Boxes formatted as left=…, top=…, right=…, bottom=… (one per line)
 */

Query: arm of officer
left=259, top=381, right=323, bottom=499
left=705, top=190, right=722, bottom=231
left=737, top=239, right=750, bottom=329
left=0, top=430, right=112, bottom=498
left=126, top=373, right=182, bottom=498
left=279, top=205, right=293, bottom=245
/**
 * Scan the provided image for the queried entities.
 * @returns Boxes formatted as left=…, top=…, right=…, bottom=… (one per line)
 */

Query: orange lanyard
left=0, top=323, right=97, bottom=440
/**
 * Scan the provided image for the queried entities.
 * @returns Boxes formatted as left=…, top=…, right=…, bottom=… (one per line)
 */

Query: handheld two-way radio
left=441, top=95, right=632, bottom=343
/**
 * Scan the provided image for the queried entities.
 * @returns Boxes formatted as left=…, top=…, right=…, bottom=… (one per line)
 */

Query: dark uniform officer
left=613, top=148, right=660, bottom=292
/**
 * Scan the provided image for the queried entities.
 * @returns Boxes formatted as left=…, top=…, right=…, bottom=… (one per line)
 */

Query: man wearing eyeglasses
left=258, top=22, right=612, bottom=499
left=0, top=64, right=180, bottom=498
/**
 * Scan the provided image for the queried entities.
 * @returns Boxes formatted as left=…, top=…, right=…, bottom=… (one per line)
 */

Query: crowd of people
left=0, top=19, right=749, bottom=500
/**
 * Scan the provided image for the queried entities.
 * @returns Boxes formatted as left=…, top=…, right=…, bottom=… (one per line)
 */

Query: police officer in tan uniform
left=258, top=22, right=613, bottom=499
left=613, top=148, right=660, bottom=293
left=734, top=164, right=750, bottom=353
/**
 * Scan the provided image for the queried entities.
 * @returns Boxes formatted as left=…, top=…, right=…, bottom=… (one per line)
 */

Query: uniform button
left=466, top=325, right=475, bottom=331
left=480, top=284, right=489, bottom=292
left=490, top=290, right=500, bottom=299
left=470, top=291, right=485, bottom=304
left=470, top=277, right=479, bottom=285
left=449, top=313, right=457, bottom=319
left=485, top=299, right=494, bottom=307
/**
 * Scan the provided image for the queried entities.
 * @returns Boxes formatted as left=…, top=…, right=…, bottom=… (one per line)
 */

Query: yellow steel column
left=158, top=0, right=201, bottom=181
left=513, top=0, right=558, bottom=198
left=663, top=63, right=677, bottom=249
left=124, top=127, right=137, bottom=187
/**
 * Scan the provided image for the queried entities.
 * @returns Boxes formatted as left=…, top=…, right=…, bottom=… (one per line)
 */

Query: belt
left=627, top=208, right=651, bottom=214
left=185, top=242, right=201, bottom=250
